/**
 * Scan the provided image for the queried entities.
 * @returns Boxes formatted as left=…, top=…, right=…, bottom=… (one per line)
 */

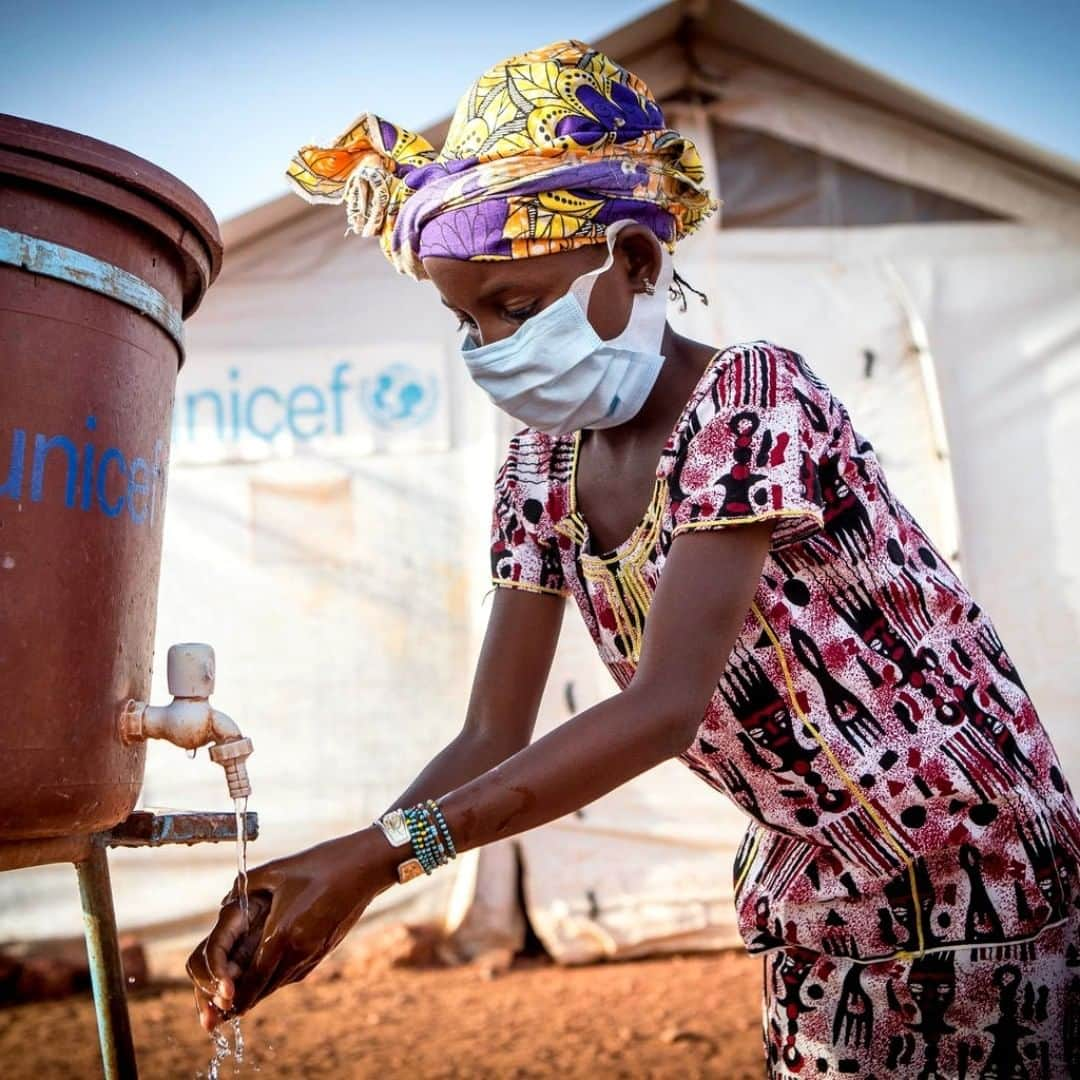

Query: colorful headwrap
left=285, top=40, right=718, bottom=280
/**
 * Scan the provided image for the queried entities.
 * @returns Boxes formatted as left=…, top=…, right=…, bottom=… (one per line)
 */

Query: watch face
left=398, top=858, right=424, bottom=884
left=381, top=809, right=410, bottom=846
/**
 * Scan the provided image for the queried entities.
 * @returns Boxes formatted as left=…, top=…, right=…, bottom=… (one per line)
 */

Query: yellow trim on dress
left=490, top=578, right=569, bottom=599
left=575, top=478, right=668, bottom=663
left=750, top=602, right=927, bottom=959
left=568, top=426, right=584, bottom=515
left=671, top=508, right=825, bottom=539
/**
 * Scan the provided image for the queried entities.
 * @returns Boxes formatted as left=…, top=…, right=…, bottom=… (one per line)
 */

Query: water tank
left=0, top=114, right=222, bottom=843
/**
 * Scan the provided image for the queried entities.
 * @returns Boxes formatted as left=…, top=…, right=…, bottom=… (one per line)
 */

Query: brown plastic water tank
left=0, top=115, right=222, bottom=845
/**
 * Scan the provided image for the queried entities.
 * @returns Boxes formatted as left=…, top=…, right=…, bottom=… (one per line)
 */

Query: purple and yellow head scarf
left=285, top=40, right=718, bottom=280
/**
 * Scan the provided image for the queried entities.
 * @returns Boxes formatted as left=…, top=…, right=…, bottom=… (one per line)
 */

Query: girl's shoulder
left=658, top=340, right=838, bottom=547
left=692, top=338, right=823, bottom=411
left=496, top=340, right=828, bottom=490
left=663, top=339, right=828, bottom=462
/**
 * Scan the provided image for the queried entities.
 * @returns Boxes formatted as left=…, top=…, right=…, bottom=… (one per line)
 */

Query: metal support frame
left=77, top=843, right=138, bottom=1080
left=65, top=810, right=259, bottom=1079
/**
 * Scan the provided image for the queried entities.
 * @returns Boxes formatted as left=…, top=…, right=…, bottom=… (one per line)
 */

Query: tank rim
left=0, top=112, right=223, bottom=317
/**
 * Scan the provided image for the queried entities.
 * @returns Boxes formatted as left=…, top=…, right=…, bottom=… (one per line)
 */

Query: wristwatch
left=374, top=810, right=425, bottom=884
left=374, top=808, right=410, bottom=847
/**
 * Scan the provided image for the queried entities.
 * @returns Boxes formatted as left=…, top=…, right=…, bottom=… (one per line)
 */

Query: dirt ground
left=0, top=942, right=765, bottom=1079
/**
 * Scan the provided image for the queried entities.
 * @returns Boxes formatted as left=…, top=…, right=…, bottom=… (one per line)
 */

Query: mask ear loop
left=569, top=221, right=627, bottom=306
left=570, top=219, right=666, bottom=313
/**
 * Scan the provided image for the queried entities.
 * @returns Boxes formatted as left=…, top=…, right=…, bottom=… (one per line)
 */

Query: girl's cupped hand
left=186, top=829, right=397, bottom=1031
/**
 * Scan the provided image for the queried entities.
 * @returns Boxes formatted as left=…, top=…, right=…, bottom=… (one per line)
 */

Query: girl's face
left=422, top=224, right=662, bottom=347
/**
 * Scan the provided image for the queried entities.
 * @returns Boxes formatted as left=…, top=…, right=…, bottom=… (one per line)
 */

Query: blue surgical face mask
left=459, top=219, right=674, bottom=436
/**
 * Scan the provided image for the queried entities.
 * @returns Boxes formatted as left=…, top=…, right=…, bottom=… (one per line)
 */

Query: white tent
left=4, top=0, right=1078, bottom=967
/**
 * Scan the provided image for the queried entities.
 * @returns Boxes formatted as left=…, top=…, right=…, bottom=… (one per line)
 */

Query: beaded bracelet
left=418, top=805, right=447, bottom=861
left=402, top=807, right=435, bottom=873
left=426, top=799, right=457, bottom=859
left=404, top=804, right=448, bottom=874
left=417, top=823, right=443, bottom=869
left=424, top=802, right=455, bottom=865
left=401, top=800, right=457, bottom=875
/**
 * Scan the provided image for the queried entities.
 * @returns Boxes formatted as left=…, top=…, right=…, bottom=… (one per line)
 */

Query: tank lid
left=0, top=113, right=223, bottom=318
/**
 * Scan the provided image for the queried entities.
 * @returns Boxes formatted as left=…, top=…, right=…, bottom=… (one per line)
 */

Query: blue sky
left=2, top=0, right=1077, bottom=223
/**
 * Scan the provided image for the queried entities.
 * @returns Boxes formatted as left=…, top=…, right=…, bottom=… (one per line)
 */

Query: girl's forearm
left=359, top=684, right=693, bottom=887
left=362, top=530, right=770, bottom=883
left=379, top=728, right=523, bottom=820
left=440, top=685, right=692, bottom=852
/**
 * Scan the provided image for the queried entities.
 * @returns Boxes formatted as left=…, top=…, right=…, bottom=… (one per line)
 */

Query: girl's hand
left=186, top=828, right=397, bottom=1031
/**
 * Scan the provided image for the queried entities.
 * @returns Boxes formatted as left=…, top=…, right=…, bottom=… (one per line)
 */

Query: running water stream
left=234, top=795, right=250, bottom=927
left=203, top=799, right=252, bottom=1077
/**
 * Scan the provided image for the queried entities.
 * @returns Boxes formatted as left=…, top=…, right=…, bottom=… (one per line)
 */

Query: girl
left=188, top=41, right=1080, bottom=1077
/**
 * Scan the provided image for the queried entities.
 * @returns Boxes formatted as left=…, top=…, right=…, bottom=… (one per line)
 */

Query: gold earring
left=642, top=279, right=656, bottom=295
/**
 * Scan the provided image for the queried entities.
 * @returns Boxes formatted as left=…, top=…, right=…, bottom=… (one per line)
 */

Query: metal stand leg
left=76, top=843, right=138, bottom=1080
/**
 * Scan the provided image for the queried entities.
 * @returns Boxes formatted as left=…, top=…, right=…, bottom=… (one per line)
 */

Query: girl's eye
left=455, top=304, right=536, bottom=332
left=505, top=303, right=538, bottom=323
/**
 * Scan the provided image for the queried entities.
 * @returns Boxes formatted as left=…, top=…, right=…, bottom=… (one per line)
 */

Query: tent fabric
left=695, top=61, right=1080, bottom=237
left=2, top=1, right=1078, bottom=969
left=708, top=122, right=1001, bottom=228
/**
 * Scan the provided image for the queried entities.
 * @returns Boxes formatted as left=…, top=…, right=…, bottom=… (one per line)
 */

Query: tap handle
left=167, top=643, right=216, bottom=698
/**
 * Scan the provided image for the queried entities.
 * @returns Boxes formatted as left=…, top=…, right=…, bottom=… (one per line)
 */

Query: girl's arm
left=190, top=522, right=772, bottom=1027
left=188, top=584, right=564, bottom=1028
left=382, top=583, right=565, bottom=810
left=436, top=521, right=772, bottom=851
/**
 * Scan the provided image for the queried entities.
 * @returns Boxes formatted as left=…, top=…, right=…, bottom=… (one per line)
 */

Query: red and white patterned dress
left=490, top=340, right=1080, bottom=1076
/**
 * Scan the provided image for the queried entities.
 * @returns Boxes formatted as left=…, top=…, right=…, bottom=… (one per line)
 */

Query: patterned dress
left=490, top=340, right=1080, bottom=1077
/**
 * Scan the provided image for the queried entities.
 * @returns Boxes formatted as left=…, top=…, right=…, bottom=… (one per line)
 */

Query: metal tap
left=120, top=643, right=253, bottom=799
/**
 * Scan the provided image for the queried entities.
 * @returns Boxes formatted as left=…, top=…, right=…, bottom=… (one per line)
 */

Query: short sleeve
left=490, top=438, right=570, bottom=598
left=666, top=341, right=827, bottom=549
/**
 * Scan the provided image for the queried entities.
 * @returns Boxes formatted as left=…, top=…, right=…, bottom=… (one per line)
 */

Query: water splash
left=232, top=1017, right=245, bottom=1066
left=205, top=1026, right=231, bottom=1080
left=202, top=997, right=248, bottom=1077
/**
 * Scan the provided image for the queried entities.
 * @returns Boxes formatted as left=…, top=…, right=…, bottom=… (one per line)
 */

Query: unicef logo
left=359, top=363, right=438, bottom=431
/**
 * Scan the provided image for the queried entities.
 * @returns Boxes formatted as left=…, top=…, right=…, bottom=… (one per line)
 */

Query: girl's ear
left=614, top=225, right=663, bottom=294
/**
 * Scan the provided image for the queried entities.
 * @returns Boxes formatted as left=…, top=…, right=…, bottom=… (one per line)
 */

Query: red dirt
left=0, top=944, right=764, bottom=1078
